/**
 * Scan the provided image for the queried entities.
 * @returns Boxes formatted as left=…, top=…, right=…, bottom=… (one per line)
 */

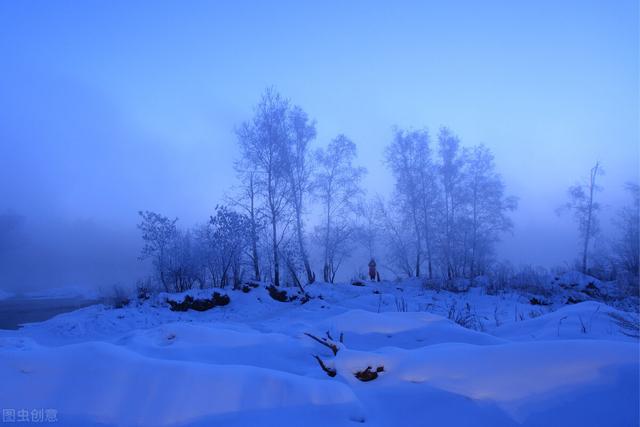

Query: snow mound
left=553, top=271, right=602, bottom=289
left=115, top=322, right=318, bottom=374
left=493, top=301, right=639, bottom=341
left=315, top=309, right=504, bottom=350
left=2, top=280, right=638, bottom=426
left=0, top=341, right=364, bottom=426
left=334, top=340, right=639, bottom=426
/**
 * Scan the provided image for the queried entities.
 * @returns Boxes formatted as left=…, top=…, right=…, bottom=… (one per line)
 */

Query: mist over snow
left=0, top=2, right=638, bottom=427
left=0, top=0, right=637, bottom=293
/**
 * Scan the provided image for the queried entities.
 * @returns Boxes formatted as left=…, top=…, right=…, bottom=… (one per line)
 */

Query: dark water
left=0, top=298, right=99, bottom=330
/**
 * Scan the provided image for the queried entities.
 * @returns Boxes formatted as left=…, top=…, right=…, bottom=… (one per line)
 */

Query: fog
left=0, top=0, right=637, bottom=293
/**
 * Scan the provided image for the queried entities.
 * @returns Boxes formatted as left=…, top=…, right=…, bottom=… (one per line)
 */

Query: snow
left=334, top=340, right=638, bottom=426
left=0, top=276, right=637, bottom=426
left=493, top=301, right=639, bottom=342
left=0, top=340, right=363, bottom=426
left=315, top=309, right=505, bottom=349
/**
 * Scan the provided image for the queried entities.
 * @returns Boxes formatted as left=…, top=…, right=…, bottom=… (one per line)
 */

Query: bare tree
left=284, top=106, right=317, bottom=283
left=355, top=199, right=381, bottom=261
left=138, top=211, right=199, bottom=292
left=559, top=162, right=603, bottom=274
left=314, top=135, right=365, bottom=282
left=377, top=197, right=415, bottom=278
left=385, top=127, right=439, bottom=278
left=228, top=171, right=263, bottom=281
left=236, top=89, right=292, bottom=287
left=437, top=127, right=465, bottom=279
left=207, top=206, right=251, bottom=288
left=279, top=238, right=307, bottom=293
left=138, top=211, right=179, bottom=291
left=613, top=182, right=639, bottom=276
left=463, top=145, right=517, bottom=277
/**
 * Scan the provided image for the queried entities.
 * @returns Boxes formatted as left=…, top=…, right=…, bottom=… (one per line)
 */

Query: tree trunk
left=251, top=232, right=260, bottom=281
left=295, top=206, right=314, bottom=284
left=323, top=197, right=332, bottom=283
left=582, top=163, right=599, bottom=274
left=470, top=185, right=478, bottom=278
left=249, top=175, right=261, bottom=281
left=412, top=205, right=421, bottom=277
left=426, top=240, right=433, bottom=280
left=271, top=217, right=280, bottom=287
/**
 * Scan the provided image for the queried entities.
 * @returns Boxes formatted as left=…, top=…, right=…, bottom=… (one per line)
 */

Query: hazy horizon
left=1, top=0, right=638, bottom=291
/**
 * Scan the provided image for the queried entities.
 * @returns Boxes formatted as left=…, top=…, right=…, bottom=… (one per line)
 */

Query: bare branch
left=304, top=332, right=339, bottom=355
left=313, top=355, right=337, bottom=377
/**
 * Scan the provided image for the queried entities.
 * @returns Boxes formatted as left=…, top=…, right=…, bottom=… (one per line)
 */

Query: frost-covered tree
left=377, top=197, right=416, bottom=278
left=314, top=135, right=366, bottom=282
left=138, top=211, right=179, bottom=291
left=138, top=211, right=199, bottom=292
left=170, top=230, right=201, bottom=291
left=229, top=171, right=264, bottom=282
left=236, top=89, right=292, bottom=287
left=355, top=199, right=381, bottom=261
left=208, top=206, right=251, bottom=288
left=559, top=162, right=603, bottom=274
left=613, top=182, right=639, bottom=276
left=382, top=127, right=516, bottom=281
left=279, top=238, right=307, bottom=292
left=437, top=128, right=466, bottom=279
left=283, top=106, right=317, bottom=284
left=462, top=145, right=517, bottom=277
left=385, top=127, right=439, bottom=278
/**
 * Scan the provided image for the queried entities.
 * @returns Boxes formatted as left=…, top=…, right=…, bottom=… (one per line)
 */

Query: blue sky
left=0, top=0, right=637, bottom=284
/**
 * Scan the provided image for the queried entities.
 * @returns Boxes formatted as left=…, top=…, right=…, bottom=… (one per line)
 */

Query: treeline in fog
left=135, top=89, right=639, bottom=295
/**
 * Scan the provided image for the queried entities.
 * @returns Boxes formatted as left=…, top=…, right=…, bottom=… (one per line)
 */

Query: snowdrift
left=0, top=278, right=637, bottom=426
left=0, top=339, right=364, bottom=426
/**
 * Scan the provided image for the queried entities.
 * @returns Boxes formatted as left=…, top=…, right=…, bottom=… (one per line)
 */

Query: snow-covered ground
left=0, top=276, right=637, bottom=426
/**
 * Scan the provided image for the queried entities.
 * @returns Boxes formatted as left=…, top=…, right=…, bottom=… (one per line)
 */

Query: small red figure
left=368, top=259, right=377, bottom=281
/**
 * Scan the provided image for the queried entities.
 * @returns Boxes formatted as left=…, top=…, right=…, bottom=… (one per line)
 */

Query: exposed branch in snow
left=304, top=332, right=339, bottom=355
left=313, top=355, right=336, bottom=377
left=325, top=331, right=344, bottom=343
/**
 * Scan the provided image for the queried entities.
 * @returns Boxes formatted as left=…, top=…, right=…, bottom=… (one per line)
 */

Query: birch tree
left=437, top=127, right=465, bottom=279
left=462, top=145, right=517, bottom=277
left=236, top=89, right=291, bottom=287
left=229, top=170, right=264, bottom=282
left=284, top=106, right=317, bottom=283
left=560, top=162, right=603, bottom=274
left=377, top=197, right=416, bottom=278
left=314, top=135, right=365, bottom=282
left=385, top=128, right=439, bottom=278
